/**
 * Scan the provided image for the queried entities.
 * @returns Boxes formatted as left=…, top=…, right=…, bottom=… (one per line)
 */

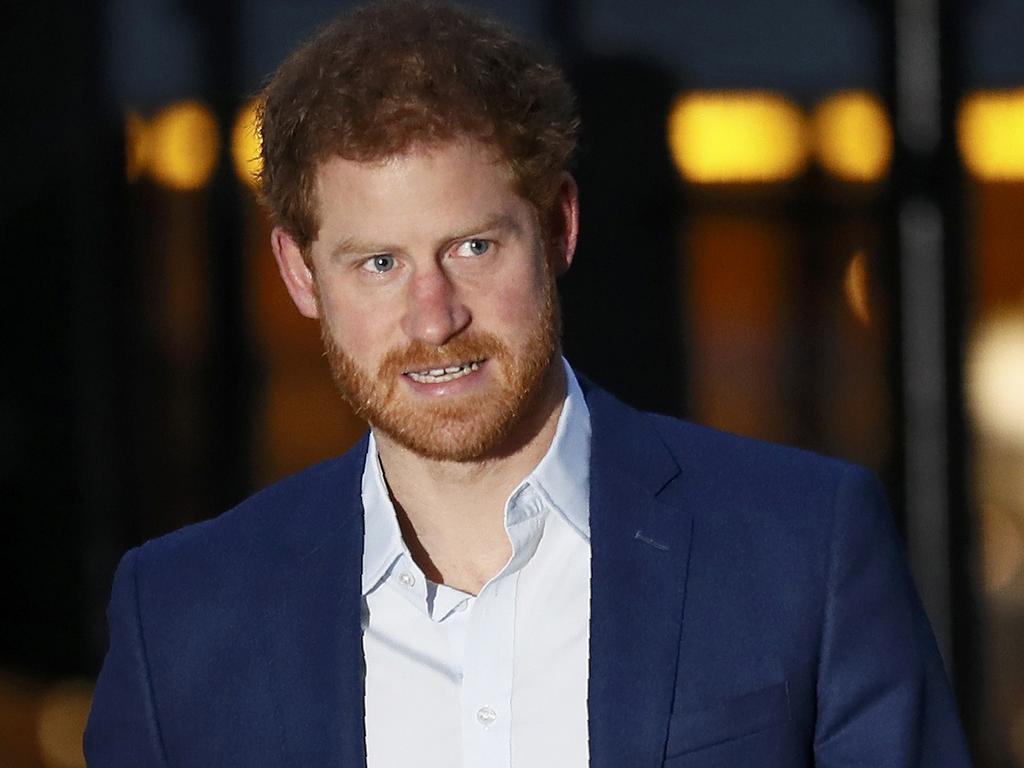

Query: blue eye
left=363, top=254, right=395, bottom=273
left=457, top=239, right=490, bottom=257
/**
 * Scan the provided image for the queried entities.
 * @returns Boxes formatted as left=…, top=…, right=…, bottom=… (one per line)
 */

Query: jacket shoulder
left=130, top=438, right=366, bottom=590
left=647, top=409, right=857, bottom=488
left=584, top=378, right=863, bottom=498
left=650, top=409, right=885, bottom=537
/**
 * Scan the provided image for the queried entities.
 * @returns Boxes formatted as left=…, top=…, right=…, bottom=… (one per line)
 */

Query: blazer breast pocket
left=665, top=680, right=791, bottom=758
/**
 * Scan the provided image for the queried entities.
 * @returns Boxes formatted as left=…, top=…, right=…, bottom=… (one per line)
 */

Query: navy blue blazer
left=85, top=383, right=972, bottom=766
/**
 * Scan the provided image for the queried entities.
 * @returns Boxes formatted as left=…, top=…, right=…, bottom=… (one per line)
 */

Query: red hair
left=258, top=0, right=579, bottom=251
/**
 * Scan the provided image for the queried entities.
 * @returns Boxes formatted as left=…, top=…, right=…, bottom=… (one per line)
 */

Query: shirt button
left=476, top=706, right=497, bottom=727
left=398, top=572, right=415, bottom=588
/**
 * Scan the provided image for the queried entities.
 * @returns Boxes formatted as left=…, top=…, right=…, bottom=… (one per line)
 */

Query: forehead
left=312, top=140, right=524, bottom=229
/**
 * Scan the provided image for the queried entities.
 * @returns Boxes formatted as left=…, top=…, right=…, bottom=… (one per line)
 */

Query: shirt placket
left=459, top=570, right=518, bottom=768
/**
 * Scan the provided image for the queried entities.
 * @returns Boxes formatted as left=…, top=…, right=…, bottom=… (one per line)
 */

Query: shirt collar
left=520, top=357, right=591, bottom=541
left=360, top=357, right=592, bottom=596
left=360, top=431, right=404, bottom=595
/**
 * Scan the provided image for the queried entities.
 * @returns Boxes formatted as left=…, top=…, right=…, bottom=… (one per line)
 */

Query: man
left=85, top=2, right=972, bottom=766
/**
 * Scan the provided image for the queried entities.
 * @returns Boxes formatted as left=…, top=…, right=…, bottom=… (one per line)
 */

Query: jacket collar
left=582, top=379, right=694, bottom=768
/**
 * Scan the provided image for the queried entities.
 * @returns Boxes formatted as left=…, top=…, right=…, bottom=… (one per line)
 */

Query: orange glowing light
left=958, top=90, right=1024, bottom=181
left=124, top=111, right=150, bottom=183
left=36, top=680, right=93, bottom=768
left=813, top=92, right=893, bottom=182
left=146, top=101, right=221, bottom=191
left=843, top=250, right=872, bottom=326
left=967, top=312, right=1024, bottom=443
left=231, top=99, right=262, bottom=190
left=667, top=91, right=809, bottom=184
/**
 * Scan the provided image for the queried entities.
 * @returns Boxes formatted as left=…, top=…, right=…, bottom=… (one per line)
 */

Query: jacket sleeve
left=813, top=466, right=972, bottom=766
left=85, top=548, right=169, bottom=767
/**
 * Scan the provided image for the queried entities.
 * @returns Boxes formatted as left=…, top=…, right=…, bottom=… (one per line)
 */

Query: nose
left=400, top=262, right=471, bottom=346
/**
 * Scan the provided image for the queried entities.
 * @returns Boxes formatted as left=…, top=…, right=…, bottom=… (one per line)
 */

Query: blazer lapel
left=584, top=385, right=694, bottom=768
left=257, top=438, right=369, bottom=767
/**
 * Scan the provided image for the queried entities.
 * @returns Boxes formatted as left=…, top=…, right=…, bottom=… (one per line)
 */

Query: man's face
left=272, top=140, right=577, bottom=462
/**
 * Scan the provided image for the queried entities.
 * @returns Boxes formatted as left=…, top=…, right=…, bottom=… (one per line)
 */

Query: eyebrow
left=328, top=213, right=522, bottom=260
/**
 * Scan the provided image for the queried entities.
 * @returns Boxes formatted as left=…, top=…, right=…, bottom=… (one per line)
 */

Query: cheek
left=317, top=289, right=382, bottom=359
left=486, top=284, right=543, bottom=334
left=487, top=258, right=552, bottom=328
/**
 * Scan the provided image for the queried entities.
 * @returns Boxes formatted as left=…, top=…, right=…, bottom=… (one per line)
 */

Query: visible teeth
left=407, top=360, right=482, bottom=384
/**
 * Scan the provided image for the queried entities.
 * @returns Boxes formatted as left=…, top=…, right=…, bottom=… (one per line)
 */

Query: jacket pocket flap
left=665, top=680, right=790, bottom=757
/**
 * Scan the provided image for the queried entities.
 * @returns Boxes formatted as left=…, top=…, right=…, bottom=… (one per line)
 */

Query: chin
left=374, top=401, right=525, bottom=462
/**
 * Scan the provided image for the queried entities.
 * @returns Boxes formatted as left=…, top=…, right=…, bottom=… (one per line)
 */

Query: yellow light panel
left=232, top=99, right=263, bottom=190
left=959, top=90, right=1024, bottom=181
left=667, top=92, right=809, bottom=184
left=147, top=101, right=221, bottom=191
left=813, top=91, right=893, bottom=182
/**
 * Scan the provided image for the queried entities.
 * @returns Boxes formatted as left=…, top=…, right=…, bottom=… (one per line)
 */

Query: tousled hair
left=257, top=0, right=579, bottom=252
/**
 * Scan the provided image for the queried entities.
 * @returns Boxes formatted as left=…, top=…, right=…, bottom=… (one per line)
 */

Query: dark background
left=5, top=0, right=1024, bottom=764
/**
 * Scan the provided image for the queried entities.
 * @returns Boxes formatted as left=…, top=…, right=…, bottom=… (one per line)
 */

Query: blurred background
left=3, top=0, right=1023, bottom=764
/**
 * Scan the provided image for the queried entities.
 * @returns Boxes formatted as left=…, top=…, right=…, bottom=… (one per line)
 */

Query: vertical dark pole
left=188, top=0, right=254, bottom=511
left=936, top=0, right=979, bottom=748
left=3, top=0, right=131, bottom=672
left=882, top=0, right=979, bottom=748
left=76, top=2, right=140, bottom=663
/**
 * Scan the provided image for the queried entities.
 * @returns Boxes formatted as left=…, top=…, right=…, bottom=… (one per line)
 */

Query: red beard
left=320, top=280, right=560, bottom=462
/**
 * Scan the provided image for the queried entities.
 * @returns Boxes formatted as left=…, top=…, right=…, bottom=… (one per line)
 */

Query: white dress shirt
left=361, top=360, right=592, bottom=768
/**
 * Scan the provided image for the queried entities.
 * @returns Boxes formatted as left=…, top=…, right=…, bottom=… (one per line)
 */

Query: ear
left=547, top=173, right=579, bottom=276
left=271, top=226, right=320, bottom=319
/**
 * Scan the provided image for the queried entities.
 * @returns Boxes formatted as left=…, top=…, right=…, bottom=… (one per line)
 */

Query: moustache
left=377, top=332, right=508, bottom=377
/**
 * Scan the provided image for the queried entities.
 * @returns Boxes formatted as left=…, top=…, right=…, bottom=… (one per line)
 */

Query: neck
left=374, top=359, right=567, bottom=594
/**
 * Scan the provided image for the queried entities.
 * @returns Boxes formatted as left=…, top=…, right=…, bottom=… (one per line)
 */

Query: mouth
left=404, top=359, right=484, bottom=384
